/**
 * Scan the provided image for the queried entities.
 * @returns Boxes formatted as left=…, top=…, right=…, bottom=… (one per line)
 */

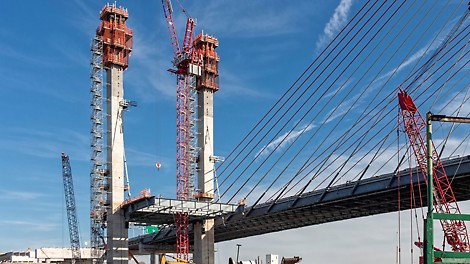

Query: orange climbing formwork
left=97, top=4, right=133, bottom=69
left=194, top=34, right=220, bottom=91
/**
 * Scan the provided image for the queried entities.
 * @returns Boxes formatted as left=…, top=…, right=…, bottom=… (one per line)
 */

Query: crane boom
left=182, top=18, right=195, bottom=55
left=161, top=0, right=200, bottom=260
left=162, top=0, right=180, bottom=57
left=398, top=91, right=469, bottom=252
left=61, top=153, right=82, bottom=263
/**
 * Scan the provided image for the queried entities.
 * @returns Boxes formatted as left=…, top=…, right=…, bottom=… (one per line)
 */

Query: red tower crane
left=162, top=0, right=201, bottom=260
left=398, top=90, right=469, bottom=252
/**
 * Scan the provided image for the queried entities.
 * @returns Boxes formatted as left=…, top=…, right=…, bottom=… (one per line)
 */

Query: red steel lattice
left=398, top=90, right=469, bottom=252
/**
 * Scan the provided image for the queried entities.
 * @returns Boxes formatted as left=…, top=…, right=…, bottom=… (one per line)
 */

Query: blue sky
left=1, top=1, right=470, bottom=264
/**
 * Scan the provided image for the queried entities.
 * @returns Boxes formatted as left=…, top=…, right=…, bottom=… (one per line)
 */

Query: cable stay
left=212, top=0, right=470, bottom=215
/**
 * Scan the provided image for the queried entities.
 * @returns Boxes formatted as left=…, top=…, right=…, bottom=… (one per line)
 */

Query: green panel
left=441, top=259, right=470, bottom=264
left=434, top=251, right=470, bottom=259
left=146, top=226, right=159, bottom=234
left=433, top=213, right=470, bottom=221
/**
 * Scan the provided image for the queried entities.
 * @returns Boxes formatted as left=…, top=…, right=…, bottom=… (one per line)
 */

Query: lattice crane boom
left=398, top=91, right=469, bottom=252
left=161, top=0, right=200, bottom=260
left=61, top=153, right=82, bottom=263
left=162, top=0, right=180, bottom=57
left=182, top=18, right=195, bottom=55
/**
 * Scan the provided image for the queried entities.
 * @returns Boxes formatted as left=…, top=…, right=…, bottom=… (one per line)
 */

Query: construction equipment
left=281, top=256, right=302, bottom=264
left=398, top=91, right=469, bottom=254
left=61, top=153, right=81, bottom=264
left=162, top=0, right=201, bottom=261
left=160, top=254, right=193, bottom=264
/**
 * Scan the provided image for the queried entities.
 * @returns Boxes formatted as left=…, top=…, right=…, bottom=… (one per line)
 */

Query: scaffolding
left=188, top=73, right=198, bottom=200
left=90, top=35, right=106, bottom=264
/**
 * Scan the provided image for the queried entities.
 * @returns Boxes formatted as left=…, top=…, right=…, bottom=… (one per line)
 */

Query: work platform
left=123, top=197, right=240, bottom=226
left=128, top=155, right=470, bottom=252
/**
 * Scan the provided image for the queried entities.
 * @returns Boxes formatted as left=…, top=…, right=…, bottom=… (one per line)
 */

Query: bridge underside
left=127, top=156, right=470, bottom=252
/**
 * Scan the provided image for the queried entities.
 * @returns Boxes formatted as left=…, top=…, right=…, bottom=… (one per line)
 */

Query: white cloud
left=376, top=44, right=439, bottom=83
left=256, top=123, right=316, bottom=158
left=316, top=0, right=354, bottom=51
left=0, top=220, right=59, bottom=232
left=0, top=191, right=46, bottom=201
left=194, top=2, right=305, bottom=38
left=375, top=14, right=463, bottom=84
left=0, top=127, right=89, bottom=161
left=437, top=91, right=470, bottom=117
left=322, top=94, right=360, bottom=124
left=218, top=67, right=274, bottom=100
left=126, top=147, right=172, bottom=168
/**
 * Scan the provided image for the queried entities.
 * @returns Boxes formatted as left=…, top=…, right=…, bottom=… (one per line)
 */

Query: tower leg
left=106, top=65, right=129, bottom=264
left=194, top=220, right=215, bottom=264
left=194, top=88, right=215, bottom=264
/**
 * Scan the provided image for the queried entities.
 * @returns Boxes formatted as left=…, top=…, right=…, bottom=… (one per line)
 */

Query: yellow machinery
left=160, top=254, right=193, bottom=264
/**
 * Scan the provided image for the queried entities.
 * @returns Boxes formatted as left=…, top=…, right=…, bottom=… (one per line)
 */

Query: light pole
left=236, top=244, right=242, bottom=263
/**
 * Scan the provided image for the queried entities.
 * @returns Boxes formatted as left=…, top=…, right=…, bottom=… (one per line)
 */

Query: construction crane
left=162, top=0, right=201, bottom=261
left=398, top=91, right=469, bottom=252
left=61, top=153, right=81, bottom=264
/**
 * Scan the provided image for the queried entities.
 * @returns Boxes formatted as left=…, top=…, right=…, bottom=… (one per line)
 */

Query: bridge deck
left=127, top=156, right=470, bottom=252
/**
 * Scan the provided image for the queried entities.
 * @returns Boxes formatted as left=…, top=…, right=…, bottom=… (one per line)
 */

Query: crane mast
left=162, top=0, right=200, bottom=260
left=398, top=91, right=469, bottom=252
left=61, top=153, right=81, bottom=264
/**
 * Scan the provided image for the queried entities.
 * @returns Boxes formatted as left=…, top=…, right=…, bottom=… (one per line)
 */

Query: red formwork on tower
left=97, top=4, right=133, bottom=69
left=194, top=33, right=220, bottom=92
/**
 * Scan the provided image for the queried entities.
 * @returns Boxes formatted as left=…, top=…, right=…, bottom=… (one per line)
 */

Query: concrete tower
left=193, top=33, right=220, bottom=264
left=96, top=4, right=133, bottom=264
